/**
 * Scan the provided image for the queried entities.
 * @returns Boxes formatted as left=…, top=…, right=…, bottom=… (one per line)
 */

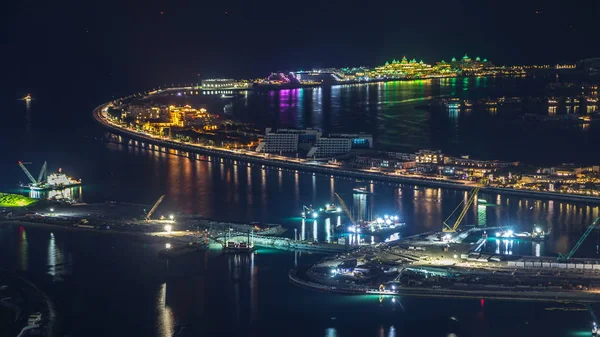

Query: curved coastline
left=288, top=269, right=600, bottom=303
left=0, top=270, right=57, bottom=337
left=92, top=102, right=600, bottom=204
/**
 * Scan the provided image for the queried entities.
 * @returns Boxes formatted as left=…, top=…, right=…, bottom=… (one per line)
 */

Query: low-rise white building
left=328, top=133, right=373, bottom=149
left=256, top=133, right=299, bottom=153
left=201, top=78, right=236, bottom=89
left=307, top=137, right=352, bottom=158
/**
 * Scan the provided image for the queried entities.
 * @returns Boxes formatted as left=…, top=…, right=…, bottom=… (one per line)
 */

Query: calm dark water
left=2, top=78, right=600, bottom=336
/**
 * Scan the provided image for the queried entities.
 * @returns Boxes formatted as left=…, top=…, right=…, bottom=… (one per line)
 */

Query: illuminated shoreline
left=93, top=100, right=600, bottom=203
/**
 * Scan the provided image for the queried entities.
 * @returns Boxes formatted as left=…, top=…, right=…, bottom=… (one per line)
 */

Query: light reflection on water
left=156, top=283, right=174, bottom=337
left=29, top=185, right=83, bottom=202
left=1, top=225, right=598, bottom=337
left=103, top=138, right=600, bottom=257
left=47, top=232, right=64, bottom=277
left=18, top=226, right=28, bottom=271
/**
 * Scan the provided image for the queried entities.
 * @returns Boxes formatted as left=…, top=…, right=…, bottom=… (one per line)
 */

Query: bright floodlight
left=385, top=219, right=392, bottom=225
left=444, top=234, right=452, bottom=241
left=495, top=232, right=501, bottom=237
left=336, top=207, right=341, bottom=212
left=165, top=225, right=173, bottom=233
left=377, top=217, right=384, bottom=223
left=384, top=215, right=389, bottom=219
left=535, top=227, right=541, bottom=233
left=453, top=254, right=458, bottom=259
left=313, top=212, right=318, bottom=218
left=169, top=214, right=174, bottom=220
left=507, top=229, right=513, bottom=236
left=50, top=208, right=54, bottom=212
left=165, top=243, right=171, bottom=249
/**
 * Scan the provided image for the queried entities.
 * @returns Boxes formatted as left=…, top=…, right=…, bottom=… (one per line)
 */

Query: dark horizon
left=5, top=0, right=600, bottom=96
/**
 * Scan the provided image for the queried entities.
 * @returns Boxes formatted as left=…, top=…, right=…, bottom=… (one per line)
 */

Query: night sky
left=5, top=0, right=600, bottom=96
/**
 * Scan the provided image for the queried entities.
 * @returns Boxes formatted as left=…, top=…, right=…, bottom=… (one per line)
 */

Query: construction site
left=291, top=187, right=600, bottom=303
left=1, top=193, right=293, bottom=255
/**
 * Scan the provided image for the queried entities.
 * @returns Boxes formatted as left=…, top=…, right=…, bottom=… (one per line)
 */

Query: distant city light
left=165, top=225, right=172, bottom=233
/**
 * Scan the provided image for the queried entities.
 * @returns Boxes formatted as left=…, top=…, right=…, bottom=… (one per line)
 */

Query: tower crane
left=146, top=194, right=166, bottom=221
left=558, top=217, right=599, bottom=262
left=442, top=187, right=480, bottom=233
left=334, top=192, right=358, bottom=229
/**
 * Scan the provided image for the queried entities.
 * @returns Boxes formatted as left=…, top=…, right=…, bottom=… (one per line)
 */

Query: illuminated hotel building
left=450, top=54, right=493, bottom=72
left=201, top=78, right=236, bottom=89
left=375, top=56, right=433, bottom=78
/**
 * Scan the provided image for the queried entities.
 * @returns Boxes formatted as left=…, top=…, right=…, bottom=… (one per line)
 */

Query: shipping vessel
left=222, top=241, right=255, bottom=253
left=348, top=215, right=406, bottom=234
left=352, top=186, right=371, bottom=194
left=19, top=161, right=82, bottom=191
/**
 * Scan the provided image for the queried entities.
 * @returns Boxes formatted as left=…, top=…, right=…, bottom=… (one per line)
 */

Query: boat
left=362, top=215, right=405, bottom=233
left=346, top=215, right=406, bottom=234
left=27, top=171, right=82, bottom=190
left=443, top=98, right=461, bottom=109
left=494, top=226, right=548, bottom=240
left=353, top=186, right=370, bottom=194
left=484, top=99, right=498, bottom=107
left=324, top=203, right=341, bottom=213
left=531, top=226, right=548, bottom=241
left=498, top=96, right=521, bottom=104
left=477, top=198, right=497, bottom=207
left=19, top=162, right=82, bottom=191
left=222, top=241, right=255, bottom=253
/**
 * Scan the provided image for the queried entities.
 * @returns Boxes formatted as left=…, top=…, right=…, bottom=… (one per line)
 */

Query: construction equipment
left=335, top=192, right=358, bottom=229
left=37, top=161, right=47, bottom=183
left=18, top=161, right=37, bottom=185
left=442, top=187, right=480, bottom=233
left=146, top=194, right=166, bottom=221
left=558, top=217, right=599, bottom=262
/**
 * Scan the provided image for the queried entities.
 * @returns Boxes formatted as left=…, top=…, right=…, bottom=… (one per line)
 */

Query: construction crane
left=558, top=217, right=599, bottom=262
left=334, top=192, right=358, bottom=229
left=146, top=194, right=166, bottom=221
left=442, top=187, right=480, bottom=233
left=37, top=161, right=47, bottom=183
left=18, top=161, right=37, bottom=185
